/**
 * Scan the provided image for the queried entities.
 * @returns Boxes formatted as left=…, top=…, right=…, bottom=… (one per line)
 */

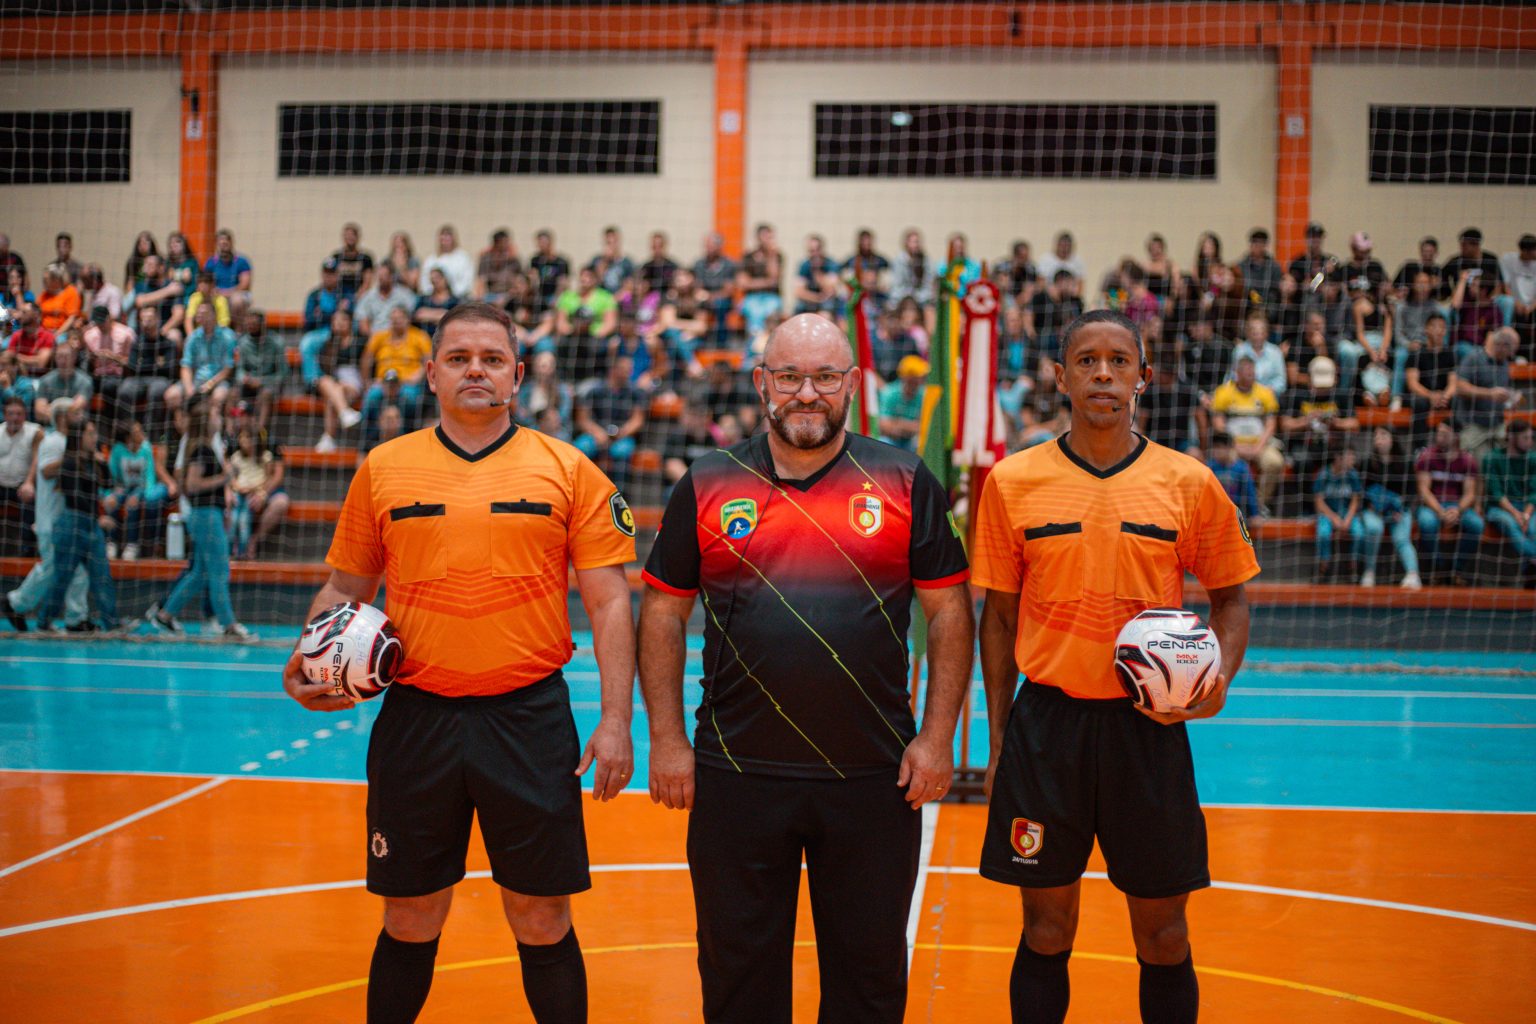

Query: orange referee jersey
left=326, top=424, right=636, bottom=697
left=972, top=434, right=1260, bottom=700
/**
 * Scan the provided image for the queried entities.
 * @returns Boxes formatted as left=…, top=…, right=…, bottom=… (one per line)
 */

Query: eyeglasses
left=760, top=366, right=855, bottom=395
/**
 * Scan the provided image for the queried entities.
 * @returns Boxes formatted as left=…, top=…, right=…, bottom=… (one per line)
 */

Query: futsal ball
left=298, top=602, right=404, bottom=701
left=1113, top=608, right=1222, bottom=714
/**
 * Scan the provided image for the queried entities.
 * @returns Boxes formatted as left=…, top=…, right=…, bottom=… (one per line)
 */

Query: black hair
left=1059, top=309, right=1145, bottom=367
left=1210, top=429, right=1234, bottom=447
left=1425, top=312, right=1447, bottom=326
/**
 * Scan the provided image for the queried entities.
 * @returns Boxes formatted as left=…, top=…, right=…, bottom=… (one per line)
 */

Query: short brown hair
left=432, top=301, right=515, bottom=355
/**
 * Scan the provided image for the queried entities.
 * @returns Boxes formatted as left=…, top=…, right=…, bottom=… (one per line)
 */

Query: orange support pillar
left=1274, top=41, right=1312, bottom=265
left=713, top=33, right=747, bottom=257
left=179, top=47, right=218, bottom=262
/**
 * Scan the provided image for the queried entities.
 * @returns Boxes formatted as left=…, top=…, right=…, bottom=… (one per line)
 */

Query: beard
left=767, top=395, right=848, bottom=450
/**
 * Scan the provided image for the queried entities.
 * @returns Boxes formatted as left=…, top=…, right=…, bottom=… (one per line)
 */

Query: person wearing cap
left=1287, top=221, right=1338, bottom=292
left=1498, top=233, right=1536, bottom=356
left=878, top=354, right=929, bottom=450
left=1339, top=231, right=1395, bottom=399
left=184, top=270, right=232, bottom=330
left=1441, top=227, right=1512, bottom=326
left=1236, top=228, right=1283, bottom=322
left=80, top=305, right=134, bottom=425
left=1281, top=355, right=1360, bottom=503
left=303, top=258, right=346, bottom=333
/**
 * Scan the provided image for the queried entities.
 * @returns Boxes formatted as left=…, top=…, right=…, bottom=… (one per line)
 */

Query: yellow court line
left=191, top=940, right=1463, bottom=1023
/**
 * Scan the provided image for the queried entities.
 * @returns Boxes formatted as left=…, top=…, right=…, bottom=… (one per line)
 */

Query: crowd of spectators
left=1, top=216, right=1534, bottom=631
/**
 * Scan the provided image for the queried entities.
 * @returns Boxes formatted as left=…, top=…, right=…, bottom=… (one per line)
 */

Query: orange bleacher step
left=285, top=446, right=362, bottom=469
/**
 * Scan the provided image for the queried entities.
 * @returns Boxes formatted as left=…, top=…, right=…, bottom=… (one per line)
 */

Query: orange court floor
left=2, top=771, right=1532, bottom=1023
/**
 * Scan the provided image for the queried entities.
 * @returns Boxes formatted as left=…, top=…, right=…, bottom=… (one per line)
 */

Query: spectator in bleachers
left=1393, top=236, right=1442, bottom=297
left=1205, top=261, right=1249, bottom=342
left=998, top=303, right=1028, bottom=376
left=32, top=338, right=92, bottom=427
left=361, top=305, right=430, bottom=438
left=897, top=296, right=930, bottom=356
left=588, top=225, right=633, bottom=295
left=693, top=231, right=739, bottom=348
left=1192, top=231, right=1223, bottom=290
left=301, top=259, right=344, bottom=333
left=186, top=270, right=232, bottom=329
left=1, top=399, right=87, bottom=631
left=1270, top=269, right=1306, bottom=351
left=235, top=309, right=284, bottom=436
left=475, top=228, right=522, bottom=303
left=1341, top=232, right=1394, bottom=396
left=700, top=358, right=757, bottom=431
left=529, top=228, right=570, bottom=308
left=384, top=230, right=421, bottom=293
left=3, top=265, right=34, bottom=312
left=1232, top=312, right=1287, bottom=397
left=36, top=416, right=121, bottom=633
left=1361, top=426, right=1422, bottom=589
left=889, top=228, right=937, bottom=310
left=845, top=228, right=890, bottom=305
left=127, top=253, right=185, bottom=339
left=1404, top=312, right=1457, bottom=452
left=1139, top=313, right=1171, bottom=370
left=1136, top=233, right=1174, bottom=301
left=1313, top=442, right=1381, bottom=585
left=1281, top=356, right=1359, bottom=493
left=515, top=349, right=571, bottom=433
left=1137, top=352, right=1202, bottom=453
left=0, top=233, right=25, bottom=277
left=1023, top=269, right=1083, bottom=364
left=1394, top=271, right=1441, bottom=354
left=1441, top=227, right=1510, bottom=325
left=372, top=403, right=406, bottom=451
left=662, top=401, right=721, bottom=487
left=1287, top=221, right=1337, bottom=294
left=609, top=310, right=658, bottom=391
left=1207, top=430, right=1260, bottom=522
left=574, top=354, right=646, bottom=492
left=793, top=233, right=842, bottom=317
left=877, top=354, right=927, bottom=451
left=51, top=233, right=81, bottom=283
left=6, top=304, right=56, bottom=411
left=737, top=222, right=784, bottom=337
left=78, top=264, right=121, bottom=322
left=1454, top=326, right=1521, bottom=458
left=1480, top=417, right=1535, bottom=585
left=1236, top=228, right=1282, bottom=323
left=164, top=231, right=199, bottom=301
left=100, top=419, right=167, bottom=562
left=411, top=266, right=462, bottom=340
left=329, top=222, right=373, bottom=300
left=1036, top=230, right=1085, bottom=285
left=37, top=264, right=82, bottom=335
left=204, top=229, right=253, bottom=307
left=657, top=266, right=712, bottom=371
left=639, top=230, right=679, bottom=292
left=228, top=423, right=290, bottom=560
left=1286, top=315, right=1332, bottom=390
left=1211, top=355, right=1284, bottom=512
left=0, top=394, right=41, bottom=556
left=81, top=305, right=132, bottom=423
left=117, top=306, right=177, bottom=436
left=145, top=401, right=251, bottom=640
left=1118, top=263, right=1161, bottom=328
left=122, top=231, right=158, bottom=290
left=1500, top=233, right=1536, bottom=357
left=1447, top=264, right=1504, bottom=358
left=1415, top=419, right=1485, bottom=585
left=503, top=270, right=547, bottom=341
left=872, top=308, right=920, bottom=382
left=351, top=257, right=414, bottom=337
left=166, top=304, right=235, bottom=419
left=942, top=232, right=982, bottom=292
left=555, top=265, right=619, bottom=380
left=995, top=239, right=1038, bottom=306
left=420, top=224, right=475, bottom=299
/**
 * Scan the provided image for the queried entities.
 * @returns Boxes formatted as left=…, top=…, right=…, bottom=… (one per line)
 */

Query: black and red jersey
left=643, top=432, right=969, bottom=779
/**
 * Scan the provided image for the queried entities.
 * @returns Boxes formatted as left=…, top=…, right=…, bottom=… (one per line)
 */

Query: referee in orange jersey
left=281, top=303, right=637, bottom=1024
left=972, top=310, right=1258, bottom=1024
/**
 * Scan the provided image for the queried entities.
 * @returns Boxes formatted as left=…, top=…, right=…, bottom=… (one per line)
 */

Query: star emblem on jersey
left=1010, top=817, right=1044, bottom=858
left=609, top=491, right=636, bottom=537
left=849, top=494, right=884, bottom=538
left=370, top=829, right=390, bottom=860
left=721, top=498, right=758, bottom=539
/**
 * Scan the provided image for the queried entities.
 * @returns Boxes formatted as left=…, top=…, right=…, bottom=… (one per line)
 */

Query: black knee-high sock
left=517, top=926, right=588, bottom=1024
left=1139, top=951, right=1199, bottom=1024
left=1009, top=935, right=1071, bottom=1024
left=367, top=929, right=439, bottom=1024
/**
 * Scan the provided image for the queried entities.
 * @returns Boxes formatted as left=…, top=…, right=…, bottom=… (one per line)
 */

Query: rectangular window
left=814, top=103, right=1216, bottom=180
left=278, top=101, right=660, bottom=177
left=1369, top=106, right=1536, bottom=185
left=0, top=109, right=131, bottom=185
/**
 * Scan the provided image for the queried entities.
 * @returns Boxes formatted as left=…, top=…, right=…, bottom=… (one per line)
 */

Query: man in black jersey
left=637, top=313, right=974, bottom=1024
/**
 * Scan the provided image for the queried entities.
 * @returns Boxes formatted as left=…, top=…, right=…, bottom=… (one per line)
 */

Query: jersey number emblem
left=850, top=494, right=884, bottom=538
left=1010, top=817, right=1044, bottom=858
left=721, top=498, right=758, bottom=540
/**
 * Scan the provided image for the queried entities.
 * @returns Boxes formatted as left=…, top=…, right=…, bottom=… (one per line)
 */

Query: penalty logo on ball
left=298, top=602, right=404, bottom=701
left=1114, top=608, right=1221, bottom=714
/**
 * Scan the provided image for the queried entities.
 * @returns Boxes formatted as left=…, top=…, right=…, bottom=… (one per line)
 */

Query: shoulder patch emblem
left=721, top=498, right=758, bottom=540
left=850, top=493, right=884, bottom=538
left=610, top=491, right=636, bottom=537
left=1236, top=507, right=1253, bottom=546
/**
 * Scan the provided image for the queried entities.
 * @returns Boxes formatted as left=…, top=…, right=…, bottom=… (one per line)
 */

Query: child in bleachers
left=1313, top=442, right=1383, bottom=584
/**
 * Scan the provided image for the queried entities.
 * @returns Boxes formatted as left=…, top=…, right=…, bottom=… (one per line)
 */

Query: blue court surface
left=2, top=633, right=1532, bottom=814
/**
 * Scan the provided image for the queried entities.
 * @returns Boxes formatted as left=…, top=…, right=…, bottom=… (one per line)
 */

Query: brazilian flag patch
left=610, top=491, right=636, bottom=537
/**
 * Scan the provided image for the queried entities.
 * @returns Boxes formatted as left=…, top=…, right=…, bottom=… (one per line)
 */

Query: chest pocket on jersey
left=490, top=501, right=558, bottom=578
left=387, top=503, right=447, bottom=583
left=1116, top=521, right=1178, bottom=602
left=1023, top=521, right=1084, bottom=603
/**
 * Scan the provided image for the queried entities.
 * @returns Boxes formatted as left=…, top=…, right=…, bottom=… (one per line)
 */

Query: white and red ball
left=1113, top=608, right=1222, bottom=713
left=298, top=602, right=404, bottom=701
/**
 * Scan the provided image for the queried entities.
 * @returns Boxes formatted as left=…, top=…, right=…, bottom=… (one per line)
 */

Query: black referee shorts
left=980, top=682, right=1210, bottom=900
left=364, top=671, right=590, bottom=899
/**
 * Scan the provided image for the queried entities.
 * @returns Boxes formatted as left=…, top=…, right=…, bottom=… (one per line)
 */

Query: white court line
left=4, top=860, right=1532, bottom=941
left=926, top=867, right=1536, bottom=934
left=0, top=656, right=607, bottom=685
left=906, top=801, right=940, bottom=971
left=0, top=776, right=228, bottom=881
